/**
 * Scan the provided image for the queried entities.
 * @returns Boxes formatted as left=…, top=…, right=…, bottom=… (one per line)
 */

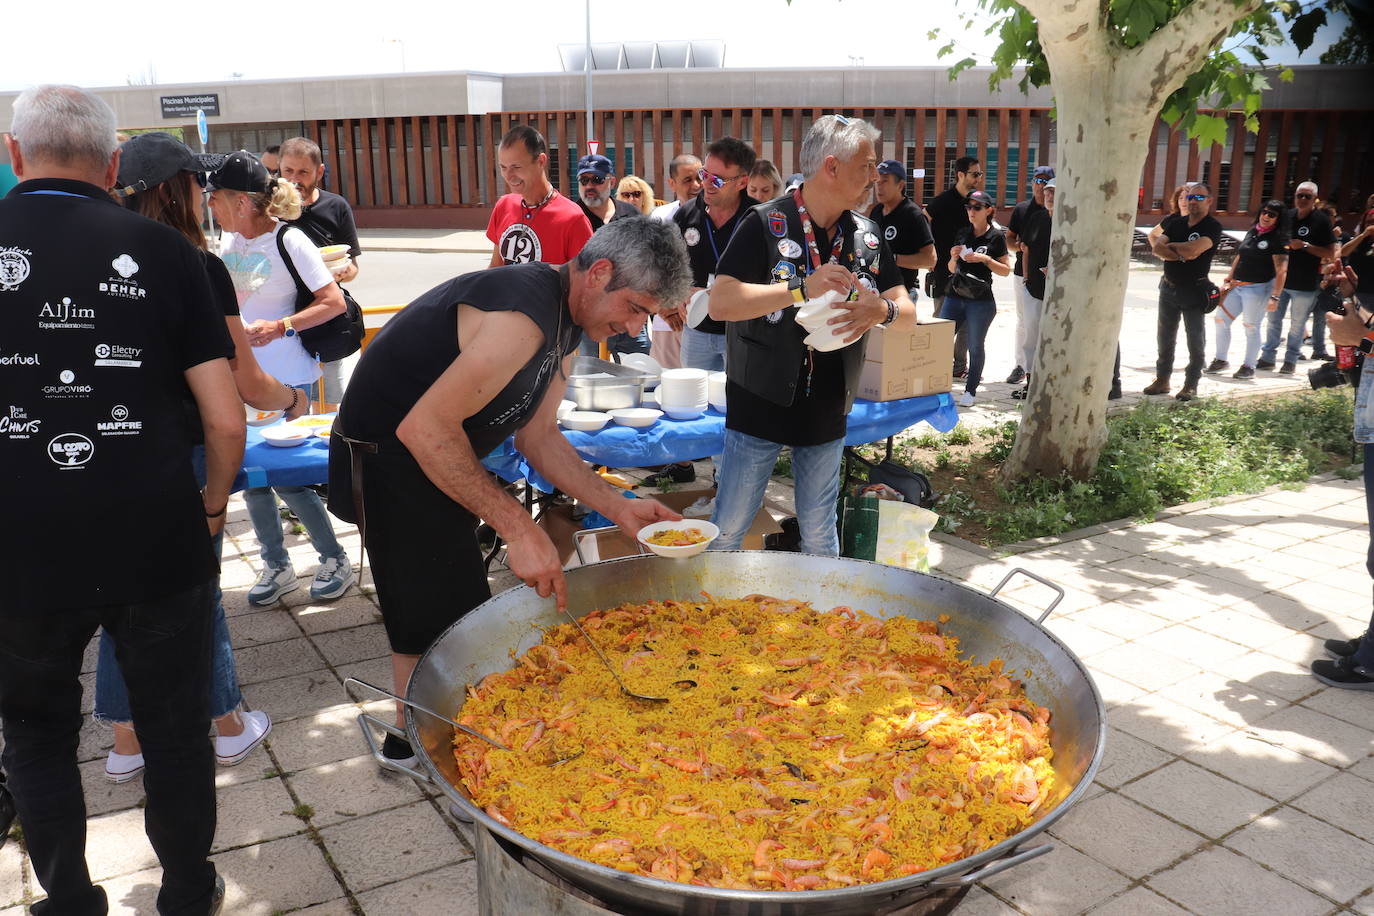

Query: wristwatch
left=280, top=316, right=297, bottom=338
left=1359, top=332, right=1374, bottom=355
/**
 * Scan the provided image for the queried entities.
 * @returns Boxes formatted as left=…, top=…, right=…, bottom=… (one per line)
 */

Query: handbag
left=947, top=269, right=993, bottom=301
left=274, top=226, right=365, bottom=363
left=1198, top=279, right=1222, bottom=315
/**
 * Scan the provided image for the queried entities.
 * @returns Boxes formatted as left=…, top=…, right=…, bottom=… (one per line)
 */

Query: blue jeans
left=1214, top=281, right=1271, bottom=369
left=245, top=485, right=346, bottom=570
left=1261, top=288, right=1319, bottom=365
left=0, top=580, right=218, bottom=915
left=578, top=325, right=651, bottom=358
left=680, top=326, right=727, bottom=372
left=710, top=430, right=844, bottom=556
left=937, top=295, right=997, bottom=394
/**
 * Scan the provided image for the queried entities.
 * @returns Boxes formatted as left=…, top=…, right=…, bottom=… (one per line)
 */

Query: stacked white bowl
left=707, top=371, right=727, bottom=413
left=657, top=368, right=709, bottom=420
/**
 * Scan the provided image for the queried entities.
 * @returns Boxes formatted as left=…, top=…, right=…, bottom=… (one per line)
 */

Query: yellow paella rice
left=452, top=595, right=1054, bottom=891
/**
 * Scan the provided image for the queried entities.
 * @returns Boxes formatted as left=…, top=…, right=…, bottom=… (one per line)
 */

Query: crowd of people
left=4, top=82, right=1373, bottom=914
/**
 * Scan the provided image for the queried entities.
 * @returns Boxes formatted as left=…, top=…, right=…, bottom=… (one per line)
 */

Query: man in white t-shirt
left=649, top=153, right=703, bottom=368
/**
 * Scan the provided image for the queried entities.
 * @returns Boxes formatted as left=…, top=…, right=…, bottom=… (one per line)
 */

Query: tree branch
left=1121, top=0, right=1264, bottom=109
left=1013, top=0, right=1103, bottom=50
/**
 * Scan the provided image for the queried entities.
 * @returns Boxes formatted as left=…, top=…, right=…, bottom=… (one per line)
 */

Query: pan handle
left=353, top=710, right=434, bottom=785
left=988, top=568, right=1065, bottom=624
left=572, top=525, right=647, bottom=565
left=927, top=843, right=1053, bottom=887
left=343, top=676, right=512, bottom=752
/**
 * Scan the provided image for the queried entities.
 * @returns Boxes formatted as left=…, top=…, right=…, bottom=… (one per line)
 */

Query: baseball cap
left=966, top=190, right=995, bottom=208
left=877, top=160, right=906, bottom=181
left=114, top=132, right=225, bottom=197
left=1033, top=165, right=1056, bottom=181
left=1044, top=178, right=1057, bottom=190
left=576, top=154, right=613, bottom=179
left=205, top=150, right=273, bottom=194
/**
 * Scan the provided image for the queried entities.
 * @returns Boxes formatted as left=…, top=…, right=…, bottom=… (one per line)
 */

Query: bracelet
left=285, top=385, right=301, bottom=413
left=881, top=297, right=898, bottom=326
left=205, top=504, right=227, bottom=519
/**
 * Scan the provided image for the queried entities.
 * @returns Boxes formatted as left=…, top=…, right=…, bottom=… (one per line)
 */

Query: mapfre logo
left=47, top=432, right=94, bottom=468
left=96, top=403, right=142, bottom=436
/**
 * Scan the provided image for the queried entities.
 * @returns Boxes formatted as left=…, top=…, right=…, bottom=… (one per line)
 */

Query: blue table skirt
left=234, top=394, right=958, bottom=493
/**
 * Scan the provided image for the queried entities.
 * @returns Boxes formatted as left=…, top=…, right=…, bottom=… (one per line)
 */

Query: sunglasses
left=698, top=168, right=741, bottom=190
left=1186, top=194, right=1207, bottom=201
left=579, top=174, right=608, bottom=186
left=1260, top=210, right=1281, bottom=219
left=832, top=114, right=852, bottom=126
left=965, top=203, right=987, bottom=211
left=1295, top=192, right=1315, bottom=199
left=1032, top=177, right=1050, bottom=184
left=620, top=190, right=642, bottom=199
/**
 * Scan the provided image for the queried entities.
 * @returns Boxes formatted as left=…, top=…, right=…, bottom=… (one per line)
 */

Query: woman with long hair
left=96, top=133, right=301, bottom=781
left=616, top=174, right=655, bottom=215
left=937, top=190, right=1013, bottom=407
left=747, top=159, right=784, bottom=204
left=208, top=151, right=355, bottom=608
left=1214, top=199, right=1289, bottom=379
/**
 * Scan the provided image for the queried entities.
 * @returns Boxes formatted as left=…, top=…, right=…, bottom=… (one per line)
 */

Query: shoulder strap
left=274, top=224, right=311, bottom=298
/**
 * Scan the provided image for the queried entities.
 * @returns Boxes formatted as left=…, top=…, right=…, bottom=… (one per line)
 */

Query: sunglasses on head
left=579, top=174, right=608, bottom=186
left=697, top=168, right=740, bottom=190
left=620, top=190, right=642, bottom=199
left=1187, top=194, right=1207, bottom=201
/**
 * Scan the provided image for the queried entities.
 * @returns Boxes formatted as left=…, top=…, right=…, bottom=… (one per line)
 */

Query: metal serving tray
left=565, top=356, right=653, bottom=412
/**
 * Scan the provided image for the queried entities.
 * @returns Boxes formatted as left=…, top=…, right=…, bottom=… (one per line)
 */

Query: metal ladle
left=557, top=606, right=669, bottom=702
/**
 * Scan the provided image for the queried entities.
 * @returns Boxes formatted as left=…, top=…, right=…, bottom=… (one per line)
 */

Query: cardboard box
left=539, top=488, right=782, bottom=568
left=858, top=318, right=955, bottom=401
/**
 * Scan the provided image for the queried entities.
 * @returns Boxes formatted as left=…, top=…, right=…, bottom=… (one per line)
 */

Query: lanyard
left=793, top=187, right=844, bottom=275
left=22, top=189, right=89, bottom=198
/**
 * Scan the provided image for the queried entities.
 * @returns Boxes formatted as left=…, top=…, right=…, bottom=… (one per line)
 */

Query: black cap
left=966, top=190, right=996, bottom=208
left=114, top=132, right=225, bottom=197
left=206, top=150, right=272, bottom=194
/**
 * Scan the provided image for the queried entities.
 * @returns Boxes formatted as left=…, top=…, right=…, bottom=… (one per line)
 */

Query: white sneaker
left=215, top=709, right=272, bottom=766
left=309, top=556, right=354, bottom=601
left=958, top=391, right=976, bottom=407
left=104, top=750, right=145, bottom=783
left=248, top=564, right=297, bottom=606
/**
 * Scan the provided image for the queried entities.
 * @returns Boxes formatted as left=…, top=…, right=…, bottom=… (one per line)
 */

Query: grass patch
left=864, top=389, right=1356, bottom=546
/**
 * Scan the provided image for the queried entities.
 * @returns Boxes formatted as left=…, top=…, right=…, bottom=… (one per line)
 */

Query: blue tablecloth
left=235, top=394, right=959, bottom=492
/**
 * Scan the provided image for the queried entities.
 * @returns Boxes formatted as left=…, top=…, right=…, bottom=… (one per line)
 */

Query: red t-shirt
left=486, top=192, right=593, bottom=265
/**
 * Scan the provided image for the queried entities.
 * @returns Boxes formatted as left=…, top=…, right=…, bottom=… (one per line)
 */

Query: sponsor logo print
left=0, top=352, right=40, bottom=367
left=1187, top=232, right=1200, bottom=242
left=683, top=227, right=701, bottom=247
left=497, top=224, right=542, bottom=264
left=97, top=403, right=142, bottom=436
left=765, top=308, right=784, bottom=324
left=0, top=247, right=32, bottom=292
left=857, top=274, right=877, bottom=291
left=93, top=343, right=143, bottom=368
left=42, top=369, right=93, bottom=399
left=1298, top=225, right=1310, bottom=237
left=47, top=432, right=94, bottom=468
left=884, top=225, right=897, bottom=242
left=777, top=239, right=803, bottom=259
left=112, top=254, right=140, bottom=278
left=38, top=297, right=96, bottom=330
left=1, top=405, right=41, bottom=439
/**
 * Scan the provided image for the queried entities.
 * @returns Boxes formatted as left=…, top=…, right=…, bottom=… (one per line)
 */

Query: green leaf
left=1279, top=66, right=1295, bottom=83
left=926, top=29, right=940, bottom=41
left=1288, top=8, right=1327, bottom=53
left=936, top=41, right=957, bottom=60
left=1192, top=113, right=1230, bottom=150
left=948, top=57, right=979, bottom=79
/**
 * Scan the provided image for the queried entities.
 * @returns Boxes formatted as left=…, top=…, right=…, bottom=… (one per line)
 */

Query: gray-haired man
left=328, top=216, right=691, bottom=768
left=707, top=115, right=916, bottom=556
left=1258, top=180, right=1339, bottom=371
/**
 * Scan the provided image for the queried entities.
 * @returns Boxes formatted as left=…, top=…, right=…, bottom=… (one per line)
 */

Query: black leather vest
left=725, top=193, right=882, bottom=409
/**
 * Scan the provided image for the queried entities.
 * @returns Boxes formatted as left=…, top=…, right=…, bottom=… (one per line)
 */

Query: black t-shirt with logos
left=578, top=198, right=642, bottom=232
left=1159, top=214, right=1223, bottom=285
left=715, top=208, right=903, bottom=446
left=950, top=225, right=1009, bottom=305
left=1021, top=207, right=1053, bottom=300
left=0, top=179, right=234, bottom=613
left=1008, top=197, right=1045, bottom=277
left=868, top=199, right=933, bottom=292
left=1286, top=208, right=1335, bottom=292
left=1233, top=225, right=1290, bottom=284
left=674, top=191, right=755, bottom=335
left=926, top=187, right=970, bottom=284
left=287, top=189, right=362, bottom=258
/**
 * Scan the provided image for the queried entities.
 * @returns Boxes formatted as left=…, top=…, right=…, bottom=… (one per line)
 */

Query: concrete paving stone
left=1049, top=791, right=1205, bottom=877
left=1112, top=553, right=1197, bottom=585
left=1162, top=571, right=1267, bottom=608
left=1051, top=566, right=1154, bottom=602
left=0, top=843, right=23, bottom=909
left=1204, top=560, right=1304, bottom=593
left=1086, top=885, right=1195, bottom=916
left=1226, top=806, right=1374, bottom=901
left=1267, top=518, right=1363, bottom=542
left=1108, top=695, right=1237, bottom=754
left=82, top=634, right=100, bottom=674
left=1133, top=624, right=1253, bottom=670
left=82, top=806, right=158, bottom=882
left=980, top=839, right=1130, bottom=915
left=286, top=754, right=424, bottom=828
left=1085, top=643, right=1204, bottom=693
left=78, top=671, right=98, bottom=714
left=219, top=557, right=263, bottom=590
left=1151, top=670, right=1287, bottom=730
left=319, top=801, right=466, bottom=894
left=1260, top=549, right=1349, bottom=582
left=212, top=833, right=344, bottom=915
left=1241, top=704, right=1374, bottom=768
left=310, top=624, right=391, bottom=666
left=1301, top=683, right=1374, bottom=730
left=1258, top=629, right=1334, bottom=667
left=354, top=861, right=478, bottom=915
left=947, top=886, right=1022, bottom=915
left=1182, top=607, right=1304, bottom=653
left=294, top=594, right=383, bottom=635
left=100, top=864, right=162, bottom=913
left=1356, top=889, right=1374, bottom=916
left=1146, top=844, right=1331, bottom=916
left=227, top=608, right=304, bottom=647
left=1219, top=650, right=1323, bottom=702
left=1084, top=669, right=1153, bottom=709
left=1315, top=567, right=1374, bottom=598
left=1094, top=528, right=1181, bottom=556
left=1115, top=588, right=1214, bottom=624
left=1280, top=539, right=1370, bottom=568
left=1285, top=581, right=1374, bottom=616
left=1186, top=729, right=1341, bottom=801
left=78, top=756, right=147, bottom=818
left=77, top=714, right=111, bottom=764
left=1067, top=602, right=1172, bottom=641
left=265, top=703, right=375, bottom=774
left=211, top=774, right=302, bottom=853
left=242, top=669, right=351, bottom=724
left=1158, top=536, right=1262, bottom=566
left=222, top=587, right=268, bottom=618
left=233, top=637, right=328, bottom=686
left=1347, top=755, right=1374, bottom=784
left=1230, top=592, right=1335, bottom=633
left=1032, top=617, right=1123, bottom=659
left=1120, top=759, right=1275, bottom=838
left=1038, top=540, right=1136, bottom=567
left=1091, top=727, right=1174, bottom=789
left=1263, top=486, right=1350, bottom=511
left=285, top=899, right=355, bottom=915
left=1291, top=772, right=1374, bottom=841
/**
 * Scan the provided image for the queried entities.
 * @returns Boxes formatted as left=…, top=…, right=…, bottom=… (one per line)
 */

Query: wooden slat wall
left=312, top=107, right=1372, bottom=218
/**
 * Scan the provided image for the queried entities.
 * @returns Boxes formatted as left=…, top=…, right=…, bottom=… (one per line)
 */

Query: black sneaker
left=953, top=367, right=968, bottom=380
left=1232, top=365, right=1255, bottom=380
left=1011, top=385, right=1029, bottom=400
left=1279, top=362, right=1296, bottom=375
left=380, top=733, right=418, bottom=772
left=1310, top=655, right=1374, bottom=690
left=1005, top=366, right=1026, bottom=384
left=647, top=462, right=696, bottom=487
left=1256, top=359, right=1276, bottom=370
left=1310, top=351, right=1333, bottom=361
left=1325, top=632, right=1366, bottom=660
left=209, top=875, right=226, bottom=916
left=1108, top=384, right=1123, bottom=400
left=1205, top=359, right=1230, bottom=374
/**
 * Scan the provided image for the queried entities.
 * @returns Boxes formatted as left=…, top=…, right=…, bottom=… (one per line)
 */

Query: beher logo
left=0, top=405, right=41, bottom=439
left=38, top=297, right=96, bottom=330
left=100, top=255, right=147, bottom=300
left=112, top=254, right=139, bottom=278
left=47, top=432, right=94, bottom=468
left=94, top=342, right=143, bottom=368
left=97, top=403, right=142, bottom=436
left=0, top=247, right=32, bottom=292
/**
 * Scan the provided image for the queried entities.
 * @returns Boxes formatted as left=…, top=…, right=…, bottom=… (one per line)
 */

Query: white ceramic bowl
left=661, top=368, right=708, bottom=383
left=608, top=407, right=663, bottom=428
left=638, top=520, right=720, bottom=558
left=560, top=410, right=612, bottom=431
left=318, top=244, right=351, bottom=261
left=708, top=398, right=727, bottom=413
left=641, top=392, right=659, bottom=408
left=246, top=406, right=283, bottom=427
left=261, top=426, right=312, bottom=447
left=619, top=353, right=662, bottom=387
left=662, top=403, right=707, bottom=421
left=557, top=399, right=577, bottom=420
